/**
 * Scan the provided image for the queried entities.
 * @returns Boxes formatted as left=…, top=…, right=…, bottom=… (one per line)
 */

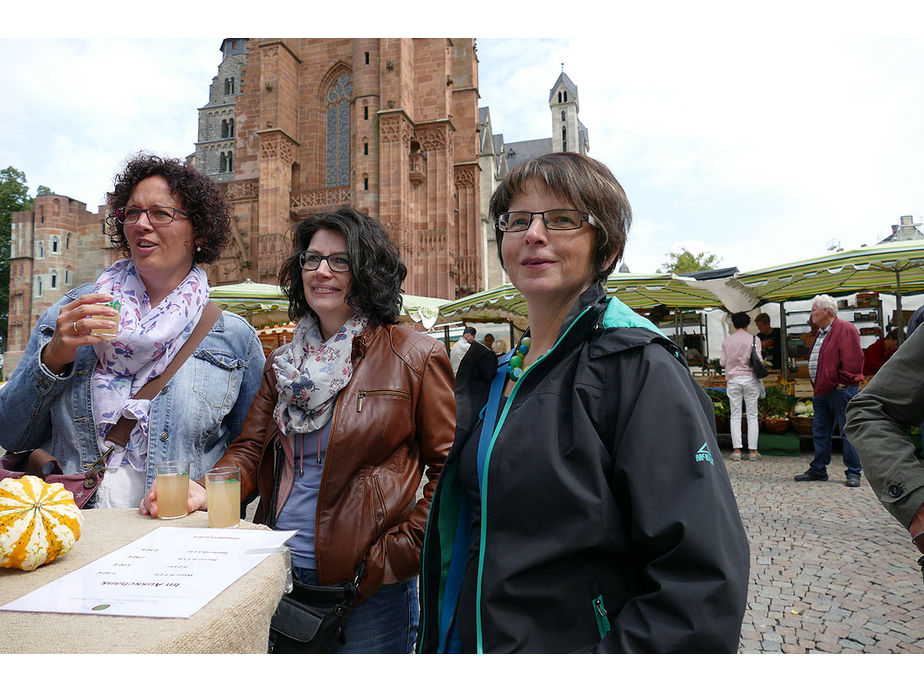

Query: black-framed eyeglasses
left=496, top=209, right=598, bottom=233
left=299, top=251, right=351, bottom=272
left=116, top=206, right=189, bottom=226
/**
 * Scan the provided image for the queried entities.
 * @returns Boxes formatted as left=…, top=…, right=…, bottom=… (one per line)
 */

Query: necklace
left=507, top=336, right=532, bottom=381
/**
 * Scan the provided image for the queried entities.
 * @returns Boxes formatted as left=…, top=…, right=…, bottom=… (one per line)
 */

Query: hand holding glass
left=155, top=460, right=190, bottom=520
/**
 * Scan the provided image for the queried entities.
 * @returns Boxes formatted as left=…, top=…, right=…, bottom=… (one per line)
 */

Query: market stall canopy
left=735, top=240, right=924, bottom=303
left=438, top=272, right=731, bottom=329
left=210, top=279, right=447, bottom=329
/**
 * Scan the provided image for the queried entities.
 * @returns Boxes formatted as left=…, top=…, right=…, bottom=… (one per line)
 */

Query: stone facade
left=194, top=38, right=247, bottom=183
left=205, top=38, right=484, bottom=300
left=5, top=196, right=118, bottom=373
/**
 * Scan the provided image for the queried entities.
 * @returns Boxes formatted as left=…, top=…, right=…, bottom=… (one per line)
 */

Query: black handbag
left=750, top=337, right=769, bottom=379
left=268, top=561, right=365, bottom=654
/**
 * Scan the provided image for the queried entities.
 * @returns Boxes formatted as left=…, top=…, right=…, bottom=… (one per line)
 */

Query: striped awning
left=438, top=272, right=729, bottom=329
left=735, top=240, right=924, bottom=303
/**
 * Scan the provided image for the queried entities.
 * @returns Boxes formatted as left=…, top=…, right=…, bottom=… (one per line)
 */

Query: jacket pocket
left=370, top=473, right=387, bottom=539
left=593, top=594, right=611, bottom=640
left=192, top=349, right=245, bottom=409
left=356, top=389, right=410, bottom=413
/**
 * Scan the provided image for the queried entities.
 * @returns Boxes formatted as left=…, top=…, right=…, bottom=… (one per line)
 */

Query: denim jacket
left=0, top=284, right=265, bottom=500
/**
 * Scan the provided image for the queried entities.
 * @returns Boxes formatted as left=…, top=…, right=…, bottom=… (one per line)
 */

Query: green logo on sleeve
left=695, top=442, right=715, bottom=466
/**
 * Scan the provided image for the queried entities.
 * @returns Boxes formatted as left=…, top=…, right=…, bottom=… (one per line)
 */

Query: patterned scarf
left=91, top=258, right=209, bottom=471
left=273, top=312, right=369, bottom=435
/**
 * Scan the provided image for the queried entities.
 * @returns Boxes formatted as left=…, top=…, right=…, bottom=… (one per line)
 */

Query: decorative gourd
left=0, top=475, right=83, bottom=571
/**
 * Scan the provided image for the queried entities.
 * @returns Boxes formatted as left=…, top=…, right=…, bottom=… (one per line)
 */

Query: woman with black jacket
left=417, top=153, right=750, bottom=653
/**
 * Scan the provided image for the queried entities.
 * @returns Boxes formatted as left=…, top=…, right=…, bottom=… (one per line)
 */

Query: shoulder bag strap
left=104, top=302, right=222, bottom=447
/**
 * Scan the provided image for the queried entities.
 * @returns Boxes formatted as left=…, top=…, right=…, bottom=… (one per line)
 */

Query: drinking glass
left=205, top=467, right=241, bottom=528
left=155, top=459, right=190, bottom=520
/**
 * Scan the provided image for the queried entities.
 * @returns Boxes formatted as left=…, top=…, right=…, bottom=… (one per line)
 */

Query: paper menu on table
left=0, top=527, right=296, bottom=618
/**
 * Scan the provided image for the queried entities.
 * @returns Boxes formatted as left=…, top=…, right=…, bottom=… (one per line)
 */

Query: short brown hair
left=488, top=152, right=631, bottom=283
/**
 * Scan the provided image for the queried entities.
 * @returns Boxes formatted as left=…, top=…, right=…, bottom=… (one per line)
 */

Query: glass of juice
left=155, top=460, right=190, bottom=520
left=90, top=300, right=121, bottom=340
left=205, top=467, right=241, bottom=528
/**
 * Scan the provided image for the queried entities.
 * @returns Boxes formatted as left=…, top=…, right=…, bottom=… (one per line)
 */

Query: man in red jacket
left=794, top=294, right=865, bottom=487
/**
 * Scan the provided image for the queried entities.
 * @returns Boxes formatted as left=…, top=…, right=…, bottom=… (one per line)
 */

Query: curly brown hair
left=278, top=207, right=407, bottom=328
left=105, top=152, right=230, bottom=264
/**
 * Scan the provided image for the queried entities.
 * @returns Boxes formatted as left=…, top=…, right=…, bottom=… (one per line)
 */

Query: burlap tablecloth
left=0, top=508, right=287, bottom=654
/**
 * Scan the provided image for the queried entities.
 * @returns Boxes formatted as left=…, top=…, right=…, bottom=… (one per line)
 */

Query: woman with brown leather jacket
left=143, top=207, right=455, bottom=652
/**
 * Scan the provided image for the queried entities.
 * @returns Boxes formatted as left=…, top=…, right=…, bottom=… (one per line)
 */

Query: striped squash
left=0, top=475, right=83, bottom=571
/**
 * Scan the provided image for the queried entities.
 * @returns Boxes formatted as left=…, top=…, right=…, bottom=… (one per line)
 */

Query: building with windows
left=194, top=38, right=483, bottom=300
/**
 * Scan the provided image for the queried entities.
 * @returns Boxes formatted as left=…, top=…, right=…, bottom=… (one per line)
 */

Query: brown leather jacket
left=217, top=323, right=455, bottom=602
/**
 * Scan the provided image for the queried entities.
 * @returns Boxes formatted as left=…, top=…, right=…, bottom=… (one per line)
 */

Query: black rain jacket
left=417, top=283, right=750, bottom=653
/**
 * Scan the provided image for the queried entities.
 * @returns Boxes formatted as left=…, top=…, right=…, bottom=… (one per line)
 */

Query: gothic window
left=37, top=241, right=44, bottom=259
left=229, top=118, right=234, bottom=137
left=224, top=78, right=231, bottom=95
left=364, top=105, right=369, bottom=120
left=221, top=120, right=229, bottom=138
left=563, top=91, right=568, bottom=102
left=562, top=127, right=567, bottom=152
left=65, top=270, right=71, bottom=285
left=36, top=276, right=42, bottom=297
left=219, top=152, right=227, bottom=173
left=227, top=151, right=233, bottom=172
left=66, top=233, right=71, bottom=250
left=363, top=176, right=368, bottom=191
left=51, top=235, right=60, bottom=254
left=325, top=73, right=353, bottom=188
left=365, top=51, right=370, bottom=65
left=364, top=142, right=369, bottom=155
left=561, top=111, right=565, bottom=121
left=50, top=270, right=58, bottom=289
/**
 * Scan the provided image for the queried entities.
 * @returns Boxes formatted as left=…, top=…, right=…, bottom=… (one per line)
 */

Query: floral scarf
left=273, top=312, right=369, bottom=435
left=91, top=258, right=209, bottom=471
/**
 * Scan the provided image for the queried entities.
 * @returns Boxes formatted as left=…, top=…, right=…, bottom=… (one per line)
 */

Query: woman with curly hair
left=145, top=207, right=456, bottom=653
left=0, top=152, right=264, bottom=509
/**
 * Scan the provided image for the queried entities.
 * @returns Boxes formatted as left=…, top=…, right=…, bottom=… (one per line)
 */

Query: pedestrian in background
left=482, top=333, right=495, bottom=350
left=754, top=312, right=781, bottom=369
left=794, top=294, right=865, bottom=487
left=720, top=312, right=762, bottom=461
left=450, top=326, right=476, bottom=373
left=418, top=152, right=749, bottom=653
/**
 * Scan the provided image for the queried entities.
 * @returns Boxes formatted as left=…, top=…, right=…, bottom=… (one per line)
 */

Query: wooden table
left=0, top=508, right=288, bottom=654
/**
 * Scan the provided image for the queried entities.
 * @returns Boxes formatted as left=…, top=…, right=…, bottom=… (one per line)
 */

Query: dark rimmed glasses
left=496, top=209, right=598, bottom=232
left=116, top=206, right=189, bottom=226
left=299, top=251, right=351, bottom=272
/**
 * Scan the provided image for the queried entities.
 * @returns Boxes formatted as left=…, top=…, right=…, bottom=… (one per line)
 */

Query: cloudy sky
left=3, top=3, right=924, bottom=277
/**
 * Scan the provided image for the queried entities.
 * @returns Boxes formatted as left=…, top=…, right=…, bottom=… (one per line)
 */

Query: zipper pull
left=357, top=391, right=365, bottom=412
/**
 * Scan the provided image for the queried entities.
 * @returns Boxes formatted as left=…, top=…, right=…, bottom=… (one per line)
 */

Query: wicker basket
left=790, top=415, right=813, bottom=436
left=761, top=417, right=790, bottom=434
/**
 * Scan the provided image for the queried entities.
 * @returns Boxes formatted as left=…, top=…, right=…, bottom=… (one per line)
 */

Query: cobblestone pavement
left=727, top=451, right=923, bottom=653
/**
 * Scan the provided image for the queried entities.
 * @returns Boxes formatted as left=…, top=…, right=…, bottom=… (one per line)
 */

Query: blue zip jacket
left=417, top=283, right=749, bottom=653
left=0, top=283, right=265, bottom=497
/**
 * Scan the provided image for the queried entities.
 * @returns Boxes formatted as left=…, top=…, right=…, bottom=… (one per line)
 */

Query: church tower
left=549, top=70, right=588, bottom=155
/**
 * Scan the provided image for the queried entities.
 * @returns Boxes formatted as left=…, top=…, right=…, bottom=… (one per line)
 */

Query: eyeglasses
left=496, top=209, right=598, bottom=233
left=299, top=251, right=351, bottom=272
left=116, top=206, right=189, bottom=226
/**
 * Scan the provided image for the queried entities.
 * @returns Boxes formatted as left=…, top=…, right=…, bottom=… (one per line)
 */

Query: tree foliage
left=0, top=166, right=34, bottom=349
left=659, top=246, right=720, bottom=274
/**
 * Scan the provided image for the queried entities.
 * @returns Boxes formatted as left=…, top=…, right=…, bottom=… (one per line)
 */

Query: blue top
left=275, top=420, right=333, bottom=570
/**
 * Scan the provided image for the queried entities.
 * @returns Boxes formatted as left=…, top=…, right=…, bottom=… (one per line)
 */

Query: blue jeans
left=291, top=567, right=418, bottom=654
left=810, top=386, right=862, bottom=478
